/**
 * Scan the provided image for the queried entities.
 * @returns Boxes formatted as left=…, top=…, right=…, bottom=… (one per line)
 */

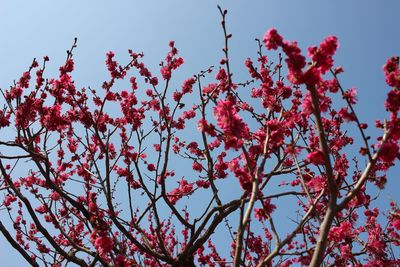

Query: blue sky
left=1, top=1, right=399, bottom=265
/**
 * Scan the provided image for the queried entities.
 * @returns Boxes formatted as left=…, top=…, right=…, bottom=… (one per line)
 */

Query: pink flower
left=94, top=236, right=113, bottom=258
left=383, top=57, right=400, bottom=88
left=338, top=107, right=356, bottom=122
left=329, top=221, right=354, bottom=242
left=173, top=91, right=182, bottom=102
left=192, top=162, right=203, bottom=172
left=160, top=41, right=184, bottom=80
left=301, top=94, right=314, bottom=115
left=385, top=90, right=400, bottom=113
left=213, top=98, right=250, bottom=149
left=61, top=58, right=74, bottom=74
left=167, top=180, right=193, bottom=204
left=130, top=76, right=138, bottom=90
left=306, top=150, right=325, bottom=165
left=202, top=83, right=217, bottom=94
left=18, top=71, right=31, bottom=88
left=50, top=192, right=60, bottom=201
left=378, top=142, right=399, bottom=163
left=105, top=51, right=122, bottom=79
left=282, top=41, right=306, bottom=84
left=67, top=137, right=78, bottom=153
left=366, top=224, right=386, bottom=256
left=0, top=110, right=10, bottom=128
left=340, top=244, right=352, bottom=260
left=254, top=199, right=276, bottom=221
left=196, top=180, right=210, bottom=189
left=308, top=36, right=338, bottom=75
left=41, top=104, right=69, bottom=132
left=182, top=78, right=195, bottom=94
left=4, top=195, right=17, bottom=207
left=167, top=188, right=181, bottom=205
left=197, top=119, right=216, bottom=137
left=179, top=179, right=193, bottom=194
left=35, top=205, right=48, bottom=214
left=334, top=66, right=344, bottom=75
left=263, top=28, right=283, bottom=50
left=114, top=254, right=130, bottom=267
left=343, top=87, right=357, bottom=105
left=147, top=163, right=156, bottom=172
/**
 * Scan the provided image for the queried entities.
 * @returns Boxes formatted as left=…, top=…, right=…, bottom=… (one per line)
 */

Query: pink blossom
left=306, top=150, right=325, bottom=165
left=213, top=98, right=250, bottom=149
left=378, top=142, right=399, bottom=163
left=147, top=163, right=156, bottom=172
left=383, top=57, right=400, bottom=88
left=263, top=28, right=283, bottom=50
left=385, top=90, right=400, bottom=113
left=192, top=162, right=203, bottom=172
left=308, top=36, right=338, bottom=74
left=94, top=235, right=114, bottom=258
left=329, top=221, right=354, bottom=242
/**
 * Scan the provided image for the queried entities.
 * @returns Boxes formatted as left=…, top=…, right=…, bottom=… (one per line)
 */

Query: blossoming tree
left=0, top=7, right=399, bottom=267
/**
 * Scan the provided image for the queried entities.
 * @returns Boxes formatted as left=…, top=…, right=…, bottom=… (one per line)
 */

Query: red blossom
left=378, top=142, right=399, bottom=163
left=308, top=36, right=338, bottom=74
left=213, top=98, right=250, bottom=149
left=94, top=235, right=114, bottom=258
left=147, top=163, right=156, bottom=172
left=385, top=89, right=400, bottom=113
left=192, top=162, right=203, bottom=172
left=306, top=150, right=325, bottom=165
left=254, top=199, right=276, bottom=221
left=263, top=28, right=283, bottom=50
left=383, top=57, right=400, bottom=88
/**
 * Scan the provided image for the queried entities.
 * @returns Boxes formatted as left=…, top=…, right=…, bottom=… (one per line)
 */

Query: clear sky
left=1, top=1, right=399, bottom=265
